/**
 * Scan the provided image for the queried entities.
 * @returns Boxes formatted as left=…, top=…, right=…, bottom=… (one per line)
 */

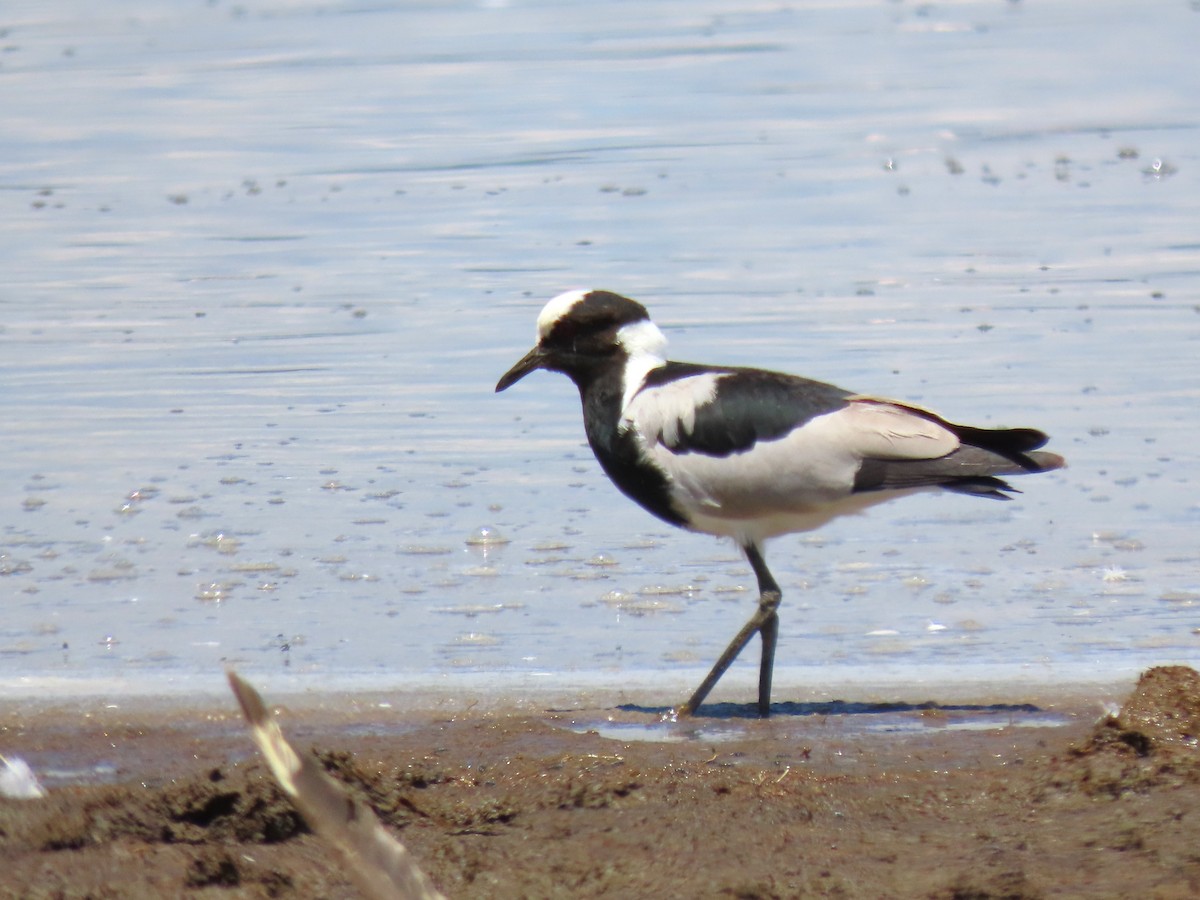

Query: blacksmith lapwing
left=496, top=289, right=1065, bottom=717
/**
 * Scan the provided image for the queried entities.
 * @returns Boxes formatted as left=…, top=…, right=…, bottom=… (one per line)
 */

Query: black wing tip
left=942, top=476, right=1021, bottom=500
left=1011, top=427, right=1050, bottom=451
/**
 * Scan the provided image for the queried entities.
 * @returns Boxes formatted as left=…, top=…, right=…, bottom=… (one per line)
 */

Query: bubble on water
left=569, top=570, right=610, bottom=582
left=1112, top=539, right=1145, bottom=552
left=637, top=584, right=699, bottom=597
left=1160, top=591, right=1199, bottom=606
left=0, top=556, right=33, bottom=577
left=621, top=539, right=660, bottom=550
left=454, top=632, right=501, bottom=647
left=338, top=571, right=379, bottom=583
left=196, top=582, right=234, bottom=602
left=525, top=556, right=566, bottom=567
left=1141, top=157, right=1177, bottom=179
left=598, top=590, right=683, bottom=616
left=189, top=532, right=241, bottom=555
left=598, top=589, right=636, bottom=607
left=430, top=602, right=522, bottom=617
left=88, top=570, right=128, bottom=583
left=230, top=562, right=280, bottom=573
left=87, top=558, right=136, bottom=582
left=465, top=526, right=509, bottom=547
left=464, top=566, right=500, bottom=577
left=710, top=584, right=749, bottom=596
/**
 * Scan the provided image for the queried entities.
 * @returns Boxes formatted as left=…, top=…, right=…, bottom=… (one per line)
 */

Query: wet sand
left=2, top=666, right=1199, bottom=899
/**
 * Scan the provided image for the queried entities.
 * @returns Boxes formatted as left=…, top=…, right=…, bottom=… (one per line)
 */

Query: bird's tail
left=853, top=426, right=1065, bottom=500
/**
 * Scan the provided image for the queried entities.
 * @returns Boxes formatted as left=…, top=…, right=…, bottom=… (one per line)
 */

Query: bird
left=495, top=289, right=1065, bottom=717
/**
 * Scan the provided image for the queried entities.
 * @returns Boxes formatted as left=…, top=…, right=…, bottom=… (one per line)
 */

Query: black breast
left=579, top=367, right=688, bottom=529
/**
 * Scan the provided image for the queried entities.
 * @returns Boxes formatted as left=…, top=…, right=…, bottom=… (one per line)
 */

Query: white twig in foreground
left=227, top=670, right=446, bottom=900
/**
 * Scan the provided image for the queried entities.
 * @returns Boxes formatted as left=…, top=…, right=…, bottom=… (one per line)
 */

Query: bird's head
left=495, top=289, right=665, bottom=392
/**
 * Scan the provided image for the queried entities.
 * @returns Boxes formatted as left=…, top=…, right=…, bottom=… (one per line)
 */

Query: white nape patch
left=615, top=318, right=669, bottom=412
left=536, top=288, right=592, bottom=339
left=621, top=372, right=721, bottom=447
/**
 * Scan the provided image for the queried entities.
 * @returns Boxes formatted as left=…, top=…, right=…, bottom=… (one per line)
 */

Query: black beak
left=495, top=345, right=549, bottom=392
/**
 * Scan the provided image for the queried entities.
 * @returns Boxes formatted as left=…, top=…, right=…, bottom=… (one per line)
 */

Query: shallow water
left=576, top=704, right=1076, bottom=747
left=1, top=0, right=1198, bottom=703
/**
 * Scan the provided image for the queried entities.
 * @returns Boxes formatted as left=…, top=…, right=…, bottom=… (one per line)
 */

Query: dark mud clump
left=1051, top=665, right=1200, bottom=798
left=1111, top=664, right=1200, bottom=748
left=0, top=763, right=304, bottom=852
left=155, top=764, right=306, bottom=844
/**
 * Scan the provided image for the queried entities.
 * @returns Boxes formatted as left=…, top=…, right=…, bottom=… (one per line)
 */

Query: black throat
left=572, top=360, right=688, bottom=530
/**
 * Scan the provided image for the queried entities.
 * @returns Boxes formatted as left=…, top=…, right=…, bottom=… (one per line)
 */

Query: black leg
left=746, top=543, right=781, bottom=717
left=676, top=542, right=782, bottom=718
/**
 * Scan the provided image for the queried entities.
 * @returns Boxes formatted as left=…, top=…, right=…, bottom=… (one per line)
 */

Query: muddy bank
left=2, top=667, right=1199, bottom=898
